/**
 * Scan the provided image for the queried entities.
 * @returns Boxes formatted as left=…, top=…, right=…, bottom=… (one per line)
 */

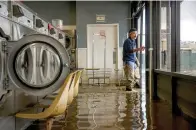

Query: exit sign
left=96, top=14, right=106, bottom=23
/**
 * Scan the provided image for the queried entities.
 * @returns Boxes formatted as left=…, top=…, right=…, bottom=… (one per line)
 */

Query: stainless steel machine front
left=48, top=24, right=58, bottom=40
left=15, top=43, right=61, bottom=88
left=0, top=1, right=71, bottom=129
left=64, top=30, right=76, bottom=69
left=7, top=34, right=70, bottom=96
left=58, top=31, right=65, bottom=47
left=12, top=22, right=37, bottom=40
left=0, top=2, right=8, bottom=17
left=0, top=0, right=71, bottom=99
left=34, top=16, right=48, bottom=35
left=12, top=2, right=34, bottom=29
left=0, top=38, right=9, bottom=104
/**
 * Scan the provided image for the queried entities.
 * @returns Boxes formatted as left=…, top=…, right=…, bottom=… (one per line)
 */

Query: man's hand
left=129, top=46, right=145, bottom=53
left=140, top=46, right=145, bottom=51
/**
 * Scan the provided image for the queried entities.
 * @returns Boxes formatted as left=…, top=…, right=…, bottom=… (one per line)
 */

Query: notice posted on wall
left=96, top=14, right=106, bottom=23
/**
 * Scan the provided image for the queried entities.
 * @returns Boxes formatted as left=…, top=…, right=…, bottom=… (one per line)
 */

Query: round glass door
left=7, top=34, right=70, bottom=96
left=15, top=42, right=61, bottom=88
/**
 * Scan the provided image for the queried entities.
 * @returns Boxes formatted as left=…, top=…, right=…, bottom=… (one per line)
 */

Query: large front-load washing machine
left=0, top=34, right=70, bottom=98
left=0, top=2, right=71, bottom=129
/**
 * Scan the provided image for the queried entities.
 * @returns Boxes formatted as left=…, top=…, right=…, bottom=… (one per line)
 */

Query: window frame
left=132, top=3, right=146, bottom=75
left=156, top=1, right=181, bottom=72
left=171, top=1, right=181, bottom=72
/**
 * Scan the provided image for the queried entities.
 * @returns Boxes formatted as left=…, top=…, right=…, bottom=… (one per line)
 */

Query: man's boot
left=126, top=86, right=132, bottom=91
left=126, top=80, right=133, bottom=91
left=135, top=79, right=141, bottom=88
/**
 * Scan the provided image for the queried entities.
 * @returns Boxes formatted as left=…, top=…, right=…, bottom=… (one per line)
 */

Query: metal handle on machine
left=0, top=27, right=11, bottom=41
left=63, top=63, right=69, bottom=67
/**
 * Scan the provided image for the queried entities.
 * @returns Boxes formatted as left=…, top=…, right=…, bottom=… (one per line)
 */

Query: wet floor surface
left=26, top=85, right=193, bottom=130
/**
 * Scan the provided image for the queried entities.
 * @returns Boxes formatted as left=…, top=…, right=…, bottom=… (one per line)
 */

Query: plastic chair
left=15, top=72, right=75, bottom=130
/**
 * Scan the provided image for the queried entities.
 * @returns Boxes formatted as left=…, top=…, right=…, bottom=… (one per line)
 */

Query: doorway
left=87, top=24, right=119, bottom=84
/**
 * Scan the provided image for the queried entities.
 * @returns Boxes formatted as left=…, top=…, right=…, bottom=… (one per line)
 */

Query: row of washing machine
left=0, top=1, right=71, bottom=46
left=0, top=0, right=73, bottom=113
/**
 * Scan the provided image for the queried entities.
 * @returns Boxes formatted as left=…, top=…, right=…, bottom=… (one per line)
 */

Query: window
left=137, top=16, right=141, bottom=60
left=180, top=1, right=196, bottom=75
left=160, top=1, right=171, bottom=71
left=142, top=7, right=146, bottom=73
left=136, top=7, right=146, bottom=88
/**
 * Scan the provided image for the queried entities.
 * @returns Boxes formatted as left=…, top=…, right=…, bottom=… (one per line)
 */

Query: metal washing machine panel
left=11, top=2, right=37, bottom=41
left=48, top=24, right=58, bottom=40
left=58, top=31, right=65, bottom=47
left=65, top=35, right=72, bottom=50
left=6, top=34, right=70, bottom=96
left=35, top=16, right=48, bottom=35
left=0, top=2, right=8, bottom=17
left=12, top=22, right=37, bottom=40
left=12, top=2, right=34, bottom=29
left=0, top=37, right=9, bottom=102
left=0, top=2, right=12, bottom=40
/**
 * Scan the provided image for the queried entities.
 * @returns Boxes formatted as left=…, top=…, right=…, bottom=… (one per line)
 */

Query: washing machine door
left=7, top=34, right=70, bottom=96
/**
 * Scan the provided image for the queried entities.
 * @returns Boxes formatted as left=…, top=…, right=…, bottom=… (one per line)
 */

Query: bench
left=73, top=71, right=82, bottom=97
left=46, top=70, right=82, bottom=106
left=15, top=70, right=83, bottom=130
left=88, top=76, right=110, bottom=85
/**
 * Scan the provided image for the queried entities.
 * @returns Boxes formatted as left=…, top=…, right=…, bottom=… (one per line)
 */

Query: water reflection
left=64, top=86, right=148, bottom=130
left=26, top=85, right=192, bottom=130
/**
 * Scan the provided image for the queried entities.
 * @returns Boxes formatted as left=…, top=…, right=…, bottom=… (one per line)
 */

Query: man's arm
left=124, top=40, right=145, bottom=53
left=129, top=46, right=145, bottom=53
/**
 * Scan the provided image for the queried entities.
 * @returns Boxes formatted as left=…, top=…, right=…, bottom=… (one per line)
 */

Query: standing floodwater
left=27, top=85, right=192, bottom=130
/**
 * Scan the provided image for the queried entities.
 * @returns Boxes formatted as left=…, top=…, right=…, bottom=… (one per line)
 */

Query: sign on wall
left=96, top=14, right=106, bottom=23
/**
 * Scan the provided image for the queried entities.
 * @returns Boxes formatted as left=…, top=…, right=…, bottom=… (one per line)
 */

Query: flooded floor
left=26, top=85, right=193, bottom=130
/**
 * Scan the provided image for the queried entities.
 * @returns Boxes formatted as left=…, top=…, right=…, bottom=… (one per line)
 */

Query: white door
left=87, top=24, right=118, bottom=83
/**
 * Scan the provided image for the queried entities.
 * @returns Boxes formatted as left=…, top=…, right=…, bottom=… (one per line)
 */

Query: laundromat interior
left=0, top=1, right=196, bottom=130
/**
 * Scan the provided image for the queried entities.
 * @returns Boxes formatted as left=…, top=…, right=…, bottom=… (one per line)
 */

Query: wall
left=23, top=1, right=130, bottom=48
left=154, top=70, right=196, bottom=121
left=23, top=1, right=76, bottom=25
left=76, top=1, right=130, bottom=48
left=22, top=1, right=130, bottom=69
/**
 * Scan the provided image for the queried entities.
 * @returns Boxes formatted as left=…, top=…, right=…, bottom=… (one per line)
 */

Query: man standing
left=123, top=28, right=145, bottom=91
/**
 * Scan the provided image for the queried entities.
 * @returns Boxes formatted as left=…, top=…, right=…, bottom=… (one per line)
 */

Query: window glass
left=160, top=1, right=171, bottom=71
left=137, top=16, right=141, bottom=47
left=142, top=8, right=145, bottom=53
left=142, top=8, right=146, bottom=73
left=137, top=16, right=141, bottom=60
left=180, top=1, right=196, bottom=75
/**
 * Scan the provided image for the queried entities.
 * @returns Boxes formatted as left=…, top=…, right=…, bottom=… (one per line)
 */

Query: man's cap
left=129, top=28, right=137, bottom=33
